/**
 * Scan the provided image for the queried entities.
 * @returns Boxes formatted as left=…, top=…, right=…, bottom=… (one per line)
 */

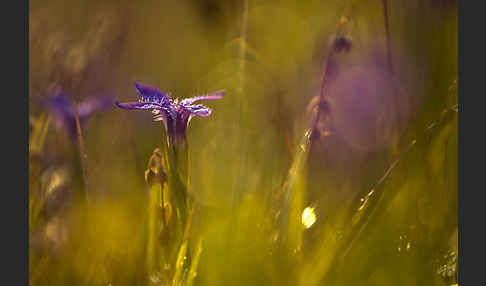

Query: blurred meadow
left=29, top=0, right=457, bottom=285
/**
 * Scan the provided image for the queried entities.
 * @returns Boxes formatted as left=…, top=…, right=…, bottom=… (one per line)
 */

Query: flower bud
left=144, top=148, right=167, bottom=186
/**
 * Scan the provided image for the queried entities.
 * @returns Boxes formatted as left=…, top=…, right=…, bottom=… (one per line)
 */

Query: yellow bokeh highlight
left=302, top=207, right=317, bottom=229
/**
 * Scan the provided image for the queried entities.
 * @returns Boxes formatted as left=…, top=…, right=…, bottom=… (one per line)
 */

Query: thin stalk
left=74, top=103, right=90, bottom=205
left=239, top=0, right=248, bottom=90
left=231, top=0, right=249, bottom=206
left=382, top=0, right=395, bottom=75
left=146, top=183, right=162, bottom=277
left=225, top=0, right=250, bottom=273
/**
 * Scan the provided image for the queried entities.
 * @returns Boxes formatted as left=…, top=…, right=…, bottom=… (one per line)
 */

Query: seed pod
left=305, top=96, right=333, bottom=143
left=144, top=148, right=167, bottom=187
left=329, top=35, right=352, bottom=54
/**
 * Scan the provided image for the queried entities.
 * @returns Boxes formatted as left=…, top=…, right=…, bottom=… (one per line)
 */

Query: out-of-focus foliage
left=29, top=0, right=457, bottom=285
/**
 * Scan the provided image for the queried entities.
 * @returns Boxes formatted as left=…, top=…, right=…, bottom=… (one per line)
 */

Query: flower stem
left=146, top=183, right=162, bottom=276
left=382, top=0, right=394, bottom=75
left=167, top=136, right=189, bottom=226
left=162, top=130, right=191, bottom=273
left=74, top=102, right=90, bottom=205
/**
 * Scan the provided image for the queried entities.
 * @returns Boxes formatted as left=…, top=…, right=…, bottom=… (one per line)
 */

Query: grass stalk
left=74, top=102, right=90, bottom=205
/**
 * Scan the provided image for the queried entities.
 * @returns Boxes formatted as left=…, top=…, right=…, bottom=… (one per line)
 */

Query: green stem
left=165, top=135, right=189, bottom=226
left=146, top=184, right=162, bottom=276
left=162, top=130, right=192, bottom=278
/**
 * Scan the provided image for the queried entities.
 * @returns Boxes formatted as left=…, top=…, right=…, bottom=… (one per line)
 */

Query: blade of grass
left=186, top=238, right=203, bottom=286
left=74, top=102, right=90, bottom=205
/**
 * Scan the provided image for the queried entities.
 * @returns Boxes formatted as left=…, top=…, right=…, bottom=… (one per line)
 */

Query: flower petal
left=181, top=90, right=224, bottom=105
left=47, top=92, right=74, bottom=111
left=185, top=104, right=212, bottom=117
left=115, top=101, right=162, bottom=110
left=134, top=81, right=169, bottom=103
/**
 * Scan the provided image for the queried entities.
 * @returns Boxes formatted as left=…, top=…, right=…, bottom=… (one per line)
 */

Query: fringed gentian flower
left=116, top=81, right=223, bottom=230
left=35, top=88, right=114, bottom=138
left=116, top=81, right=224, bottom=146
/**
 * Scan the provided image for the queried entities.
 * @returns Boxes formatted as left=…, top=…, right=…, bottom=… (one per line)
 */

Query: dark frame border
left=2, top=0, right=29, bottom=284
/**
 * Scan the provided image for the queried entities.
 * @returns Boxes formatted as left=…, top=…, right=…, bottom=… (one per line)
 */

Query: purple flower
left=34, top=88, right=114, bottom=137
left=116, top=81, right=224, bottom=145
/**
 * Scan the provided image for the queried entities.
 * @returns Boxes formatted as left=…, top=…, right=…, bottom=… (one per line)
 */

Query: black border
left=2, top=0, right=29, bottom=284
left=459, top=0, right=484, bottom=285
